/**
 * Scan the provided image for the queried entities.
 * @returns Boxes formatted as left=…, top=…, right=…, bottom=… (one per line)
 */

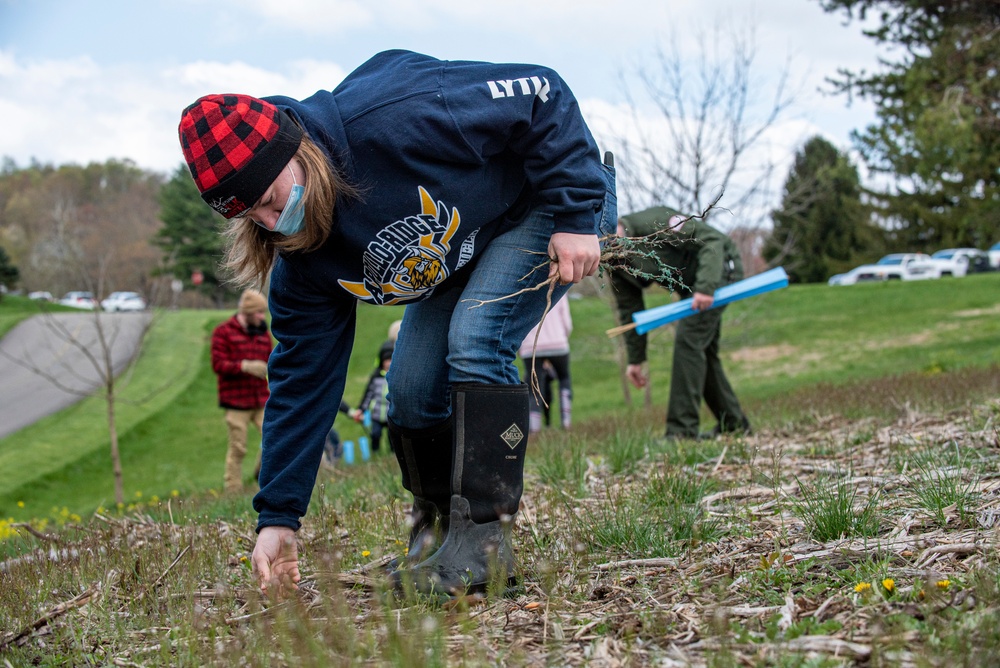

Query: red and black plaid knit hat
left=178, top=94, right=303, bottom=219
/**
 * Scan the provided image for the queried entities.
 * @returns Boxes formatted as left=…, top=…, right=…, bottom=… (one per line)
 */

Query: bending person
left=178, top=50, right=615, bottom=597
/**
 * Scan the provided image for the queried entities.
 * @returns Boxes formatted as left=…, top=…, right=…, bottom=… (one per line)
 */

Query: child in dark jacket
left=355, top=347, right=392, bottom=452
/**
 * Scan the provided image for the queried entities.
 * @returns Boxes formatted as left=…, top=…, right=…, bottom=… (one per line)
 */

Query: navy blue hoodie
left=253, top=50, right=608, bottom=531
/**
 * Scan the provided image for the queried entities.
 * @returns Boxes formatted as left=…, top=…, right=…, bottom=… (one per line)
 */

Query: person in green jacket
left=610, top=206, right=751, bottom=440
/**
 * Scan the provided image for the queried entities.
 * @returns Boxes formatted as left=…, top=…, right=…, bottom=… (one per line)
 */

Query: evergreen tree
left=0, top=245, right=18, bottom=301
left=817, top=0, right=1000, bottom=249
left=154, top=166, right=234, bottom=306
left=764, top=136, right=875, bottom=283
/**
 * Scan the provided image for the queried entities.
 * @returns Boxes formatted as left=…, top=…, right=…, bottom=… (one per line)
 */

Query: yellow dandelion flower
left=361, top=550, right=371, bottom=558
left=854, top=582, right=872, bottom=593
left=171, top=490, right=180, bottom=497
left=150, top=495, right=160, bottom=504
left=0, top=519, right=17, bottom=541
left=240, top=555, right=249, bottom=563
left=16, top=501, right=24, bottom=508
left=134, top=491, right=143, bottom=499
left=937, top=579, right=951, bottom=590
left=882, top=578, right=895, bottom=592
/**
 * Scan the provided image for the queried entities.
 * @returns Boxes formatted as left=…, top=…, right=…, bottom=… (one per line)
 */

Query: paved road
left=0, top=311, right=152, bottom=439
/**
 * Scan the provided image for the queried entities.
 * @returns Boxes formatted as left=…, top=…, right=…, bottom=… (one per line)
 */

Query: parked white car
left=101, top=291, right=147, bottom=312
left=59, top=291, right=97, bottom=310
left=828, top=266, right=865, bottom=286
left=870, top=253, right=938, bottom=281
left=828, top=253, right=935, bottom=285
left=914, top=248, right=990, bottom=278
left=28, top=291, right=54, bottom=301
left=988, top=242, right=1000, bottom=269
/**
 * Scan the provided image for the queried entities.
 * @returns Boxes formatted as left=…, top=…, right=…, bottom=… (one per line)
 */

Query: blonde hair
left=223, top=135, right=359, bottom=287
left=387, top=319, right=402, bottom=342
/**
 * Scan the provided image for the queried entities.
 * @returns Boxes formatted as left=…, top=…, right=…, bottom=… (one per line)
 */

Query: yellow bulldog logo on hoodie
left=339, top=187, right=468, bottom=305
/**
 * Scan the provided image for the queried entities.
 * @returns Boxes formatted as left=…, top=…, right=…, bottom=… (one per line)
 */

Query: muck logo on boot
left=500, top=424, right=524, bottom=450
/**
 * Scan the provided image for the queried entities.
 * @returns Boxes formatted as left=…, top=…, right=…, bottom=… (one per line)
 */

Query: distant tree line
left=765, top=0, right=1000, bottom=283
left=817, top=0, right=1000, bottom=251
left=0, top=158, right=238, bottom=305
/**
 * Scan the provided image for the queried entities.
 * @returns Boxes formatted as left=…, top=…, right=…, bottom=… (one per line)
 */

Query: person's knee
left=448, top=332, right=520, bottom=384
left=225, top=421, right=245, bottom=439
left=387, top=385, right=450, bottom=431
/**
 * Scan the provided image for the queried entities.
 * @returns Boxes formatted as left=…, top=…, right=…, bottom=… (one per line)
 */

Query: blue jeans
left=388, top=165, right=616, bottom=429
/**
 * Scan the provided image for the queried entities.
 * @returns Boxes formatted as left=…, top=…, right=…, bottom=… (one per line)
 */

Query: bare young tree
left=586, top=17, right=802, bottom=402
left=602, top=19, right=802, bottom=232
left=0, top=249, right=171, bottom=507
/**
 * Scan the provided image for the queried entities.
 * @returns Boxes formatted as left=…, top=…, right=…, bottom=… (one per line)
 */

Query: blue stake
left=632, top=267, right=789, bottom=335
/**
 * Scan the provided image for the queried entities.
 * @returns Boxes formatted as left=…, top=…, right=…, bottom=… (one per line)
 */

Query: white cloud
left=581, top=95, right=845, bottom=225
left=168, top=59, right=347, bottom=99
left=0, top=49, right=353, bottom=172
left=242, top=0, right=373, bottom=33
left=230, top=0, right=671, bottom=43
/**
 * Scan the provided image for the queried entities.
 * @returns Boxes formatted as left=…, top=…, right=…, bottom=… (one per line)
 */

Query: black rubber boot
left=397, top=495, right=514, bottom=598
left=397, top=383, right=529, bottom=597
left=389, top=418, right=453, bottom=564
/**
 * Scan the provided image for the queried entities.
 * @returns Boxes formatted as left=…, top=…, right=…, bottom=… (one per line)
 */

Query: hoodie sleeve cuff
left=553, top=212, right=599, bottom=236
left=255, top=512, right=302, bottom=534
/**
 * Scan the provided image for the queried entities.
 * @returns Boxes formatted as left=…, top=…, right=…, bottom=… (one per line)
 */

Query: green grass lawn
left=1, top=273, right=998, bottom=523
left=2, top=277, right=1000, bottom=666
left=0, top=301, right=404, bottom=521
left=568, top=272, right=1000, bottom=419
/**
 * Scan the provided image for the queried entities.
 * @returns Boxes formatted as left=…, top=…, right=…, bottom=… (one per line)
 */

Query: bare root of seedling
left=461, top=197, right=723, bottom=406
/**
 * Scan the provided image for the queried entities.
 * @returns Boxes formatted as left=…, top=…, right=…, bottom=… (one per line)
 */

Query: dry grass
left=3, top=399, right=1000, bottom=666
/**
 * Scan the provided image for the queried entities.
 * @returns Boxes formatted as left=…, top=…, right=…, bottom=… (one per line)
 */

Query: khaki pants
left=223, top=407, right=264, bottom=493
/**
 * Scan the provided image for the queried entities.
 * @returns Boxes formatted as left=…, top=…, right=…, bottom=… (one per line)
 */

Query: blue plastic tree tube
left=633, top=267, right=789, bottom=335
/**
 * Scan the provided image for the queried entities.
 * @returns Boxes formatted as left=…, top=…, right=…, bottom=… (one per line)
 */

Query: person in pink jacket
left=518, top=294, right=573, bottom=433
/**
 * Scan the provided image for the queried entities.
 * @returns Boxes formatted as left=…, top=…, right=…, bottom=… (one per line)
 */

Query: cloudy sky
left=1, top=0, right=884, bottom=214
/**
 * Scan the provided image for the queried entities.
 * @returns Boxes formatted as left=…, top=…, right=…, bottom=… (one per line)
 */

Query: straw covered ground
left=3, top=400, right=1000, bottom=666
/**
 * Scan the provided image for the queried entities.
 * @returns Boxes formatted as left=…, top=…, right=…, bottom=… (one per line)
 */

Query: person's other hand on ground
left=252, top=526, right=300, bottom=597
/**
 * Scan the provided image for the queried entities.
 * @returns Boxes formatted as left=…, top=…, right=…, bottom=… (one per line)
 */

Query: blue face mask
left=264, top=165, right=306, bottom=236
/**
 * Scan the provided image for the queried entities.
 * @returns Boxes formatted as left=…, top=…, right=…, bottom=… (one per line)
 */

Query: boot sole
left=390, top=571, right=521, bottom=602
